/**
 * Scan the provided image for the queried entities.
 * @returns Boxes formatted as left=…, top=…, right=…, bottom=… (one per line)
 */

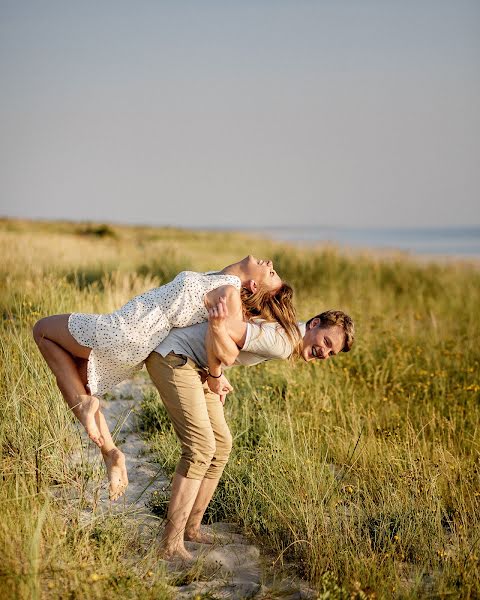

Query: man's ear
left=308, top=317, right=320, bottom=330
left=246, top=279, right=258, bottom=293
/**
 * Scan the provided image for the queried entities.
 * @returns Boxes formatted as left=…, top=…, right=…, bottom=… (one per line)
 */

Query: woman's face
left=241, top=255, right=282, bottom=293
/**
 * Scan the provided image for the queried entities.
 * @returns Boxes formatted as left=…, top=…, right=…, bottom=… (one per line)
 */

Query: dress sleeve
left=242, top=322, right=292, bottom=359
left=225, top=274, right=242, bottom=289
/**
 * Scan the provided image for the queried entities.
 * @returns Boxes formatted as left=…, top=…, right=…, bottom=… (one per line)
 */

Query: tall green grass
left=0, top=252, right=172, bottom=598
left=1, top=218, right=479, bottom=599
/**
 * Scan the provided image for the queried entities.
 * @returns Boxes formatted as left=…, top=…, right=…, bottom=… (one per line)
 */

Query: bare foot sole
left=75, top=395, right=104, bottom=447
left=103, top=448, right=129, bottom=501
left=185, top=529, right=216, bottom=544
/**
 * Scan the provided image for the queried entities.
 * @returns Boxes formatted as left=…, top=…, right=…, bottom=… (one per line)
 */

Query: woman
left=33, top=255, right=299, bottom=499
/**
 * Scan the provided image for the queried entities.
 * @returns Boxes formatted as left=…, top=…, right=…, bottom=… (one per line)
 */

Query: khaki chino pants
left=145, top=352, right=233, bottom=480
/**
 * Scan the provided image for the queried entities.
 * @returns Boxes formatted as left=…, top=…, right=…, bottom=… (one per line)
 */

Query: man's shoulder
left=243, top=320, right=292, bottom=359
left=248, top=319, right=291, bottom=339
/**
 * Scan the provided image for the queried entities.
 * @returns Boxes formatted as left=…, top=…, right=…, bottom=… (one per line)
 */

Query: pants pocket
left=164, top=352, right=188, bottom=368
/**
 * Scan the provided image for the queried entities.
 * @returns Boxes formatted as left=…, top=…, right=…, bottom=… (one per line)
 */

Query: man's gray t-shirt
left=155, top=321, right=305, bottom=367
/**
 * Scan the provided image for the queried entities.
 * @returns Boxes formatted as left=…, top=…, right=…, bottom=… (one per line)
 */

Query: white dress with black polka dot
left=68, top=271, right=241, bottom=395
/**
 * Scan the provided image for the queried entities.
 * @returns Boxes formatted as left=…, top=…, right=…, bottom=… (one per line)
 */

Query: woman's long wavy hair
left=240, top=282, right=302, bottom=357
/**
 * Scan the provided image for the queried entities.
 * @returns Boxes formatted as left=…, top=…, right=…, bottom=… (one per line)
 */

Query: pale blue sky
left=1, top=0, right=479, bottom=228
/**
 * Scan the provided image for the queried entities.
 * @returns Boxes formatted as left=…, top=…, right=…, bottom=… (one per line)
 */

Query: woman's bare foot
left=102, top=448, right=128, bottom=501
left=75, top=395, right=104, bottom=447
left=184, top=528, right=216, bottom=544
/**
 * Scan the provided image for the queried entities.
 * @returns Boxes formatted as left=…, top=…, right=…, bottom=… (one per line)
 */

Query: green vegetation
left=1, top=218, right=479, bottom=599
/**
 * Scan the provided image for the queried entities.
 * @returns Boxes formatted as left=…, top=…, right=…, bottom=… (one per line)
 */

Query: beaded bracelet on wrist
left=207, top=371, right=223, bottom=379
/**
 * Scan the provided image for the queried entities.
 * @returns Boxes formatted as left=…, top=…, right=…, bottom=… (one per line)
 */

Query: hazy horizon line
left=1, top=215, right=480, bottom=233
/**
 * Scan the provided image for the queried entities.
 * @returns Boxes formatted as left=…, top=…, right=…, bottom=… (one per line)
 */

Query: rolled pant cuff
left=203, top=466, right=227, bottom=479
left=176, top=460, right=210, bottom=480
left=175, top=461, right=228, bottom=480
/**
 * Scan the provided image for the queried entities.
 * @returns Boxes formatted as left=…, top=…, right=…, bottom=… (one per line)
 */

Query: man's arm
left=205, top=285, right=245, bottom=368
left=206, top=297, right=247, bottom=369
left=205, top=284, right=243, bottom=316
left=205, top=296, right=246, bottom=401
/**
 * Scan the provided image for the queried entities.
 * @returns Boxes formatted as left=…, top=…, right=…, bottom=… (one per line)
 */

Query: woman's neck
left=220, top=262, right=248, bottom=287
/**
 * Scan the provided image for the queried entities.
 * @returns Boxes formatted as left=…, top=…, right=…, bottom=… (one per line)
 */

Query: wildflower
left=89, top=573, right=100, bottom=582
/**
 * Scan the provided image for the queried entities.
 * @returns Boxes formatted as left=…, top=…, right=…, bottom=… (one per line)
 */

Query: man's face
left=301, top=320, right=346, bottom=362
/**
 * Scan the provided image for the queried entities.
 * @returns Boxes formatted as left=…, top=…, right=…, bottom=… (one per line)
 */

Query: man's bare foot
left=184, top=528, right=216, bottom=544
left=103, top=448, right=128, bottom=501
left=75, top=395, right=104, bottom=447
left=160, top=544, right=194, bottom=561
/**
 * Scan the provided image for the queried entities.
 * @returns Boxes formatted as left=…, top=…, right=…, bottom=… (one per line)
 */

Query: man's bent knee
left=177, top=440, right=216, bottom=480
left=204, top=428, right=233, bottom=479
left=216, top=428, right=233, bottom=460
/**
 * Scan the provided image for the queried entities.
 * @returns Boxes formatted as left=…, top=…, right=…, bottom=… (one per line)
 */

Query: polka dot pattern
left=68, top=271, right=241, bottom=395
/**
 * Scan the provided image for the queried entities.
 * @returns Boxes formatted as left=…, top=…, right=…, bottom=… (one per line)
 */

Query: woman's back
left=72, top=271, right=242, bottom=394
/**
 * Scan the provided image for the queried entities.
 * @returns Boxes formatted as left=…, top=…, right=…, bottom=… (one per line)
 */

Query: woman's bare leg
left=34, top=318, right=128, bottom=498
left=98, top=413, right=129, bottom=500
left=33, top=314, right=104, bottom=447
left=76, top=358, right=128, bottom=500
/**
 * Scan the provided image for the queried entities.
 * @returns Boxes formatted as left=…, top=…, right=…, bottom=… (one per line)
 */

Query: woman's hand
left=207, top=373, right=233, bottom=404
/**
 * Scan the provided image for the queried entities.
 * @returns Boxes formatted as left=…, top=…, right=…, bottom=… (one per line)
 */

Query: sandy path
left=67, top=375, right=316, bottom=599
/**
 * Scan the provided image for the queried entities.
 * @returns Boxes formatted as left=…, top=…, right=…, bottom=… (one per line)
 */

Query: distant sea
left=229, top=226, right=480, bottom=259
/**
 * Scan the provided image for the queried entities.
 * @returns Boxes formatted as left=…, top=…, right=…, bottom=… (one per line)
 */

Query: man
left=145, top=300, right=354, bottom=559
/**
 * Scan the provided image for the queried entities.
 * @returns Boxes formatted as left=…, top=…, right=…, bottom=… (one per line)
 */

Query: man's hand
left=208, top=296, right=229, bottom=331
left=207, top=373, right=233, bottom=405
